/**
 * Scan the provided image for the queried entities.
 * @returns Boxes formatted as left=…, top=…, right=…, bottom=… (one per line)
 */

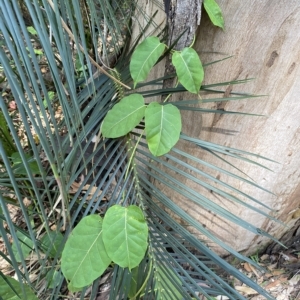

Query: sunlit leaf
left=102, top=205, right=148, bottom=270
left=204, top=0, right=225, bottom=29
left=61, top=215, right=111, bottom=291
left=130, top=36, right=165, bottom=87
left=102, top=94, right=146, bottom=138
left=172, top=48, right=204, bottom=94
left=145, top=102, right=181, bottom=156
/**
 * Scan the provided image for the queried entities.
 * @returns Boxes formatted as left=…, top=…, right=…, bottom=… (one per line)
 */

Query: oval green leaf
left=172, top=48, right=204, bottom=94
left=102, top=205, right=148, bottom=270
left=145, top=102, right=181, bottom=156
left=12, top=231, right=34, bottom=262
left=0, top=275, right=38, bottom=300
left=40, top=231, right=63, bottom=258
left=102, top=94, right=146, bottom=138
left=130, top=36, right=165, bottom=87
left=61, top=215, right=111, bottom=291
left=204, top=0, right=224, bottom=29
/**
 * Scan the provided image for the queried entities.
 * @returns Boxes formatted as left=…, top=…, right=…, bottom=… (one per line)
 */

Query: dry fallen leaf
left=235, top=285, right=258, bottom=295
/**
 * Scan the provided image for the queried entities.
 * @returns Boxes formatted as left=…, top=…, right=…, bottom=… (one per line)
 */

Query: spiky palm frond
left=0, top=0, right=276, bottom=299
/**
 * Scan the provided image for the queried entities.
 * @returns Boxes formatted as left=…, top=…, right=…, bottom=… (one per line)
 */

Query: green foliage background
left=0, top=0, right=277, bottom=299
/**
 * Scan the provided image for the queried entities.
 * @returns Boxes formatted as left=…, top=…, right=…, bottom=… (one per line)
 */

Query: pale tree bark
left=133, top=0, right=300, bottom=255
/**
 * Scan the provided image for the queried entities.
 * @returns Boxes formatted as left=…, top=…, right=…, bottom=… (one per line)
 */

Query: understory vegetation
left=0, top=0, right=279, bottom=299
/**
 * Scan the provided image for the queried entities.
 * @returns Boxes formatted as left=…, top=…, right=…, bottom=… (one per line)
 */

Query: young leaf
left=204, top=0, right=224, bottom=29
left=145, top=102, right=181, bottom=156
left=102, top=205, right=148, bottom=270
left=102, top=94, right=146, bottom=138
left=40, top=231, right=64, bottom=258
left=0, top=275, right=38, bottom=300
left=61, top=215, right=111, bottom=291
left=172, top=48, right=204, bottom=94
left=12, top=231, right=34, bottom=262
left=130, top=36, right=165, bottom=87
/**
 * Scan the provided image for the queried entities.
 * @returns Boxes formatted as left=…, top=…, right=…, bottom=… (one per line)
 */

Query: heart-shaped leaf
left=102, top=94, right=146, bottom=138
left=172, top=48, right=204, bottom=94
left=61, top=215, right=111, bottom=291
left=130, top=36, right=165, bottom=87
left=204, top=0, right=224, bottom=29
left=145, top=102, right=181, bottom=156
left=102, top=205, right=148, bottom=270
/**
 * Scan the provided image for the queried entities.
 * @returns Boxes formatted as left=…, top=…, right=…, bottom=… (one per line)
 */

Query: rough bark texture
left=166, top=0, right=202, bottom=50
left=133, top=1, right=300, bottom=255
left=181, top=1, right=300, bottom=255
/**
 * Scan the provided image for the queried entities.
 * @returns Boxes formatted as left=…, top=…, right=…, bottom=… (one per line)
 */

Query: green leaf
left=204, top=0, right=225, bottom=29
left=11, top=231, right=34, bottom=262
left=40, top=231, right=64, bottom=258
left=145, top=102, right=181, bottom=156
left=26, top=26, right=37, bottom=35
left=0, top=111, right=16, bottom=156
left=130, top=36, right=165, bottom=87
left=0, top=275, right=38, bottom=300
left=128, top=266, right=139, bottom=298
left=11, top=152, right=40, bottom=175
left=172, top=48, right=204, bottom=94
left=61, top=215, right=111, bottom=291
left=45, top=270, right=63, bottom=289
left=102, top=205, right=148, bottom=270
left=154, top=266, right=182, bottom=300
left=102, top=94, right=146, bottom=138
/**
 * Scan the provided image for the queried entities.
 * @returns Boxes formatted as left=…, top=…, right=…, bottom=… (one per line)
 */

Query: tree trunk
left=133, top=0, right=300, bottom=255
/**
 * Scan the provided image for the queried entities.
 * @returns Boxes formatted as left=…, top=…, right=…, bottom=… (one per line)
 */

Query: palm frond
left=0, top=0, right=278, bottom=299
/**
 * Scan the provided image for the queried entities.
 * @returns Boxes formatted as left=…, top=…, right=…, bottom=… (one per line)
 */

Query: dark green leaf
left=40, top=231, right=64, bottom=258
left=11, top=152, right=40, bottom=175
left=0, top=275, right=38, bottom=300
left=0, top=111, right=16, bottom=157
left=11, top=231, right=34, bottom=262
